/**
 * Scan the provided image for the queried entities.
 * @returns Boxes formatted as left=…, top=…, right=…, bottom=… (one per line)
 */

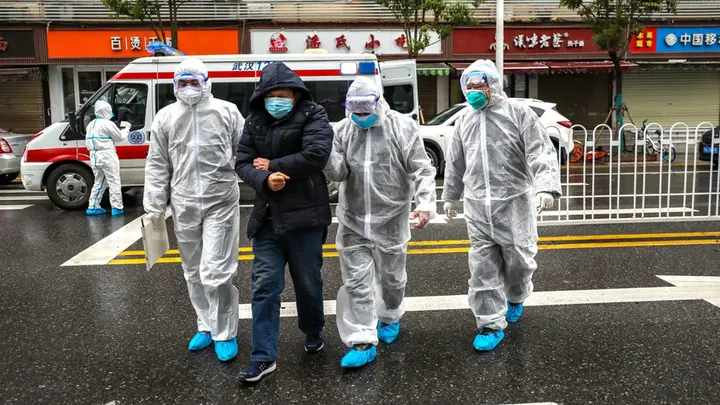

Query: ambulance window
left=304, top=80, right=353, bottom=123
left=156, top=83, right=256, bottom=117
left=212, top=82, right=255, bottom=117
left=80, top=83, right=148, bottom=133
left=384, top=84, right=414, bottom=114
left=156, top=84, right=176, bottom=111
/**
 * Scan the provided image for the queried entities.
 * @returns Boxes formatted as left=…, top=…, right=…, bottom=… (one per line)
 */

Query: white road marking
left=0, top=205, right=32, bottom=210
left=0, top=195, right=47, bottom=201
left=0, top=189, right=46, bottom=194
left=62, top=208, right=172, bottom=266
left=237, top=275, right=720, bottom=319
left=656, top=275, right=720, bottom=308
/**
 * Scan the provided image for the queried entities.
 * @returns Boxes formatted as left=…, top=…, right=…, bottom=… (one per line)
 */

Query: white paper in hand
left=141, top=213, right=169, bottom=271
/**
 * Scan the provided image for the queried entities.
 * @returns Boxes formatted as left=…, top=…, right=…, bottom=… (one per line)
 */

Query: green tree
left=101, top=0, right=188, bottom=49
left=377, top=0, right=484, bottom=58
left=560, top=0, right=678, bottom=143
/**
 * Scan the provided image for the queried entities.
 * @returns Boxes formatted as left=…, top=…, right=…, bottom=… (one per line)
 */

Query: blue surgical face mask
left=467, top=90, right=489, bottom=110
left=351, top=113, right=379, bottom=129
left=265, top=97, right=294, bottom=119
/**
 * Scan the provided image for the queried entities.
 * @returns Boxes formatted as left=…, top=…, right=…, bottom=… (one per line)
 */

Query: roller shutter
left=623, top=70, right=720, bottom=129
left=0, top=80, right=45, bottom=133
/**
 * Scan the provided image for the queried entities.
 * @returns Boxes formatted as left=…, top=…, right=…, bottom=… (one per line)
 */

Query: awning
left=0, top=67, right=43, bottom=82
left=544, top=61, right=639, bottom=74
left=451, top=62, right=550, bottom=75
left=417, top=63, right=450, bottom=76
left=450, top=61, right=639, bottom=75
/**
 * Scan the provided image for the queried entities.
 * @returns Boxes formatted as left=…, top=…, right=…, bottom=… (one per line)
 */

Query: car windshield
left=425, top=104, right=466, bottom=125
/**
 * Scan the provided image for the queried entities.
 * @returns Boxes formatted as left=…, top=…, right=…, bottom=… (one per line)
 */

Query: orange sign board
left=48, top=29, right=239, bottom=59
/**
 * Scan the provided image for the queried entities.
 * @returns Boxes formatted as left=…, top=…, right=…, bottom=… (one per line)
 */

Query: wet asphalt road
left=1, top=175, right=719, bottom=405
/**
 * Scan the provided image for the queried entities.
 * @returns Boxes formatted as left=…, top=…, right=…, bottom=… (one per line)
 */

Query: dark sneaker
left=239, top=361, right=277, bottom=383
left=305, top=331, right=324, bottom=353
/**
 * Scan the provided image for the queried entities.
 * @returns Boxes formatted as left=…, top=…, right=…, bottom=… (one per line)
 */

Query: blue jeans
left=250, top=221, right=326, bottom=362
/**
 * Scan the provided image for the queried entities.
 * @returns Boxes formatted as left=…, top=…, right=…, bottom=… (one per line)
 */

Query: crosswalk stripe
left=0, top=205, right=32, bottom=210
left=0, top=195, right=47, bottom=201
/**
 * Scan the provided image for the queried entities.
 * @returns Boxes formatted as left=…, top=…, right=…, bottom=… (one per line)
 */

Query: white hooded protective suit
left=85, top=100, right=127, bottom=210
left=442, top=60, right=561, bottom=331
left=325, top=77, right=437, bottom=347
left=144, top=58, right=244, bottom=341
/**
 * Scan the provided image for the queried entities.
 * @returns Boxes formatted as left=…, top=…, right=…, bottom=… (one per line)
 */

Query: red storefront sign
left=630, top=27, right=658, bottom=53
left=453, top=28, right=602, bottom=55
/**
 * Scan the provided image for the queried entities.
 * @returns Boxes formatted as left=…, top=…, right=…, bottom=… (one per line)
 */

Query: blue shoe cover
left=85, top=208, right=107, bottom=216
left=111, top=208, right=124, bottom=216
left=506, top=301, right=524, bottom=323
left=377, top=321, right=400, bottom=344
left=188, top=331, right=212, bottom=351
left=340, top=346, right=377, bottom=368
left=473, top=329, right=505, bottom=352
left=215, top=338, right=238, bottom=361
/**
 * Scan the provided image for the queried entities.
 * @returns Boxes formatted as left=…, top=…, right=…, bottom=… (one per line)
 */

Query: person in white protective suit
left=442, top=60, right=561, bottom=352
left=143, top=58, right=245, bottom=362
left=85, top=100, right=129, bottom=216
left=325, top=77, right=437, bottom=369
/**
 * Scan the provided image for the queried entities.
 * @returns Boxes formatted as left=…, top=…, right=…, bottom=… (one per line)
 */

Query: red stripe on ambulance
left=112, top=69, right=359, bottom=81
left=26, top=145, right=150, bottom=163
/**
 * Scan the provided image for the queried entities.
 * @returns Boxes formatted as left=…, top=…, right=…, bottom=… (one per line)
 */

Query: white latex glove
left=535, top=192, right=554, bottom=214
left=443, top=201, right=458, bottom=220
left=144, top=212, right=163, bottom=224
left=409, top=210, right=430, bottom=229
left=120, top=121, right=132, bottom=130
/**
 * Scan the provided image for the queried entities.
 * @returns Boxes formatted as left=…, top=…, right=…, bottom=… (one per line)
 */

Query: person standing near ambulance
left=144, top=58, right=245, bottom=362
left=85, top=100, right=128, bottom=216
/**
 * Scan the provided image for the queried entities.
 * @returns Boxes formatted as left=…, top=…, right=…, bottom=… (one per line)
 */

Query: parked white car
left=420, top=98, right=574, bottom=172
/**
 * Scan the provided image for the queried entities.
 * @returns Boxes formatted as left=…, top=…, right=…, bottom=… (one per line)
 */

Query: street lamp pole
left=495, top=0, right=504, bottom=77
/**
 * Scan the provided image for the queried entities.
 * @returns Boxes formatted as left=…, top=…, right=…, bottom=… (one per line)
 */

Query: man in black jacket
left=235, top=62, right=333, bottom=383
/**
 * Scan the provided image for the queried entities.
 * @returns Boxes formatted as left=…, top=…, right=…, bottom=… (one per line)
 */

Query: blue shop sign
left=657, top=27, right=720, bottom=53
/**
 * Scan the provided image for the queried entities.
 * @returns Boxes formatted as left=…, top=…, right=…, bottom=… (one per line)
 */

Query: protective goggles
left=344, top=95, right=380, bottom=114
left=173, top=73, right=207, bottom=88
left=462, top=71, right=489, bottom=87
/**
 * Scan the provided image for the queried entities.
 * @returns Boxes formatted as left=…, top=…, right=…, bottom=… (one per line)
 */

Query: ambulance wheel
left=46, top=163, right=93, bottom=211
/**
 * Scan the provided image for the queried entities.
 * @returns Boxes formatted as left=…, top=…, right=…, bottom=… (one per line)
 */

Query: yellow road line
left=116, top=231, right=720, bottom=257
left=108, top=238, right=720, bottom=265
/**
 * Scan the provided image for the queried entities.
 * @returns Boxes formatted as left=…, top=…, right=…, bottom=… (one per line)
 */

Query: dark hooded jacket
left=235, top=62, right=333, bottom=239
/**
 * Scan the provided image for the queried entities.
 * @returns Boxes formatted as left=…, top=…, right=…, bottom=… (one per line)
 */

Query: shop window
left=77, top=71, right=103, bottom=108
left=81, top=83, right=148, bottom=132
left=61, top=68, right=76, bottom=118
left=384, top=84, right=414, bottom=114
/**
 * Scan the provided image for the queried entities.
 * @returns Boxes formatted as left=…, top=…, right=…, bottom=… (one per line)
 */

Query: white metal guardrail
left=541, top=122, right=720, bottom=224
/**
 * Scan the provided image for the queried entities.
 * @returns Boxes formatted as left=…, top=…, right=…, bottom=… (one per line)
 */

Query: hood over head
left=249, top=62, right=312, bottom=111
left=94, top=100, right=114, bottom=120
left=345, top=76, right=389, bottom=127
left=461, top=59, right=508, bottom=107
left=173, top=58, right=213, bottom=104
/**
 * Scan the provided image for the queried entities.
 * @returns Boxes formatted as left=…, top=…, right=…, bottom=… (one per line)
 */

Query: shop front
left=450, top=26, right=639, bottom=127
left=46, top=28, right=240, bottom=123
left=627, top=26, right=720, bottom=128
left=0, top=26, right=49, bottom=133
left=249, top=28, right=450, bottom=120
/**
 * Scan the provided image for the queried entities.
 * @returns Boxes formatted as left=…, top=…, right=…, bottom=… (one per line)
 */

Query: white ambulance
left=21, top=53, right=419, bottom=210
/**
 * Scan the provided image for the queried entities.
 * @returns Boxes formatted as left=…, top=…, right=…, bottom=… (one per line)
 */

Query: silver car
left=0, top=128, right=31, bottom=185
